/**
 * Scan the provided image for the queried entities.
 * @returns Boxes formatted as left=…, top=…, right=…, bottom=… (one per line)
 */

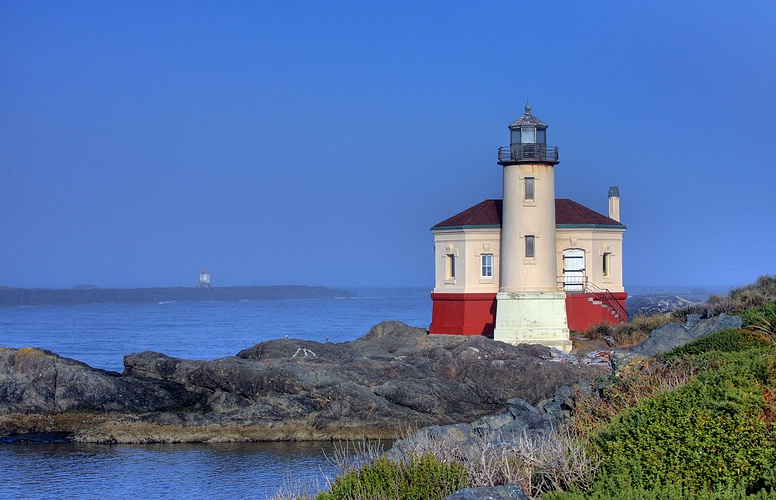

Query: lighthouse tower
left=493, top=104, right=571, bottom=352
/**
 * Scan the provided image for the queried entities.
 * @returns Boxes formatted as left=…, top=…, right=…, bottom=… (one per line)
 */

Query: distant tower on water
left=197, top=267, right=211, bottom=288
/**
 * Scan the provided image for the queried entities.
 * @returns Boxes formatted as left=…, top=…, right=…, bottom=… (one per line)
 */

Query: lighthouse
left=493, top=104, right=571, bottom=351
left=429, top=104, right=626, bottom=348
left=197, top=267, right=211, bottom=288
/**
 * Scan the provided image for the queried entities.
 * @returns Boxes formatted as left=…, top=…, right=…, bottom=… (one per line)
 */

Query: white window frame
left=481, top=254, right=493, bottom=279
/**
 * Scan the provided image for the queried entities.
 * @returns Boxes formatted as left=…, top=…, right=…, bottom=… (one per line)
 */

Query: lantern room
left=498, top=104, right=558, bottom=164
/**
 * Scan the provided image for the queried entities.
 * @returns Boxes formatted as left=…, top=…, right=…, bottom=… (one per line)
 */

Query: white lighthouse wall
left=500, top=163, right=558, bottom=292
left=432, top=228, right=500, bottom=294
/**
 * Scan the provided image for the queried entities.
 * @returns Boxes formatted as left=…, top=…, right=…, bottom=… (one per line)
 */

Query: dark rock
left=0, top=347, right=202, bottom=413
left=575, top=378, right=594, bottom=397
left=684, top=313, right=702, bottom=331
left=688, top=313, right=742, bottom=339
left=470, top=413, right=514, bottom=431
left=501, top=411, right=555, bottom=435
left=629, top=322, right=695, bottom=357
left=506, top=397, right=539, bottom=416
left=0, top=321, right=608, bottom=442
left=444, top=484, right=530, bottom=500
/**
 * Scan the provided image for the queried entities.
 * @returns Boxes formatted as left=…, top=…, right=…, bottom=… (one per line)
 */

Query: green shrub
left=586, top=350, right=776, bottom=495
left=316, top=453, right=468, bottom=500
left=740, top=300, right=776, bottom=330
left=545, top=480, right=774, bottom=499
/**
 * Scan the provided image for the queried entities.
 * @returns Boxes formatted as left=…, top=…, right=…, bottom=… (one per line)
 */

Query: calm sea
left=0, top=287, right=431, bottom=499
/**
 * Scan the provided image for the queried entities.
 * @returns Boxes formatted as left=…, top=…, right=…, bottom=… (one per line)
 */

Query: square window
left=525, top=177, right=535, bottom=201
left=525, top=236, right=535, bottom=258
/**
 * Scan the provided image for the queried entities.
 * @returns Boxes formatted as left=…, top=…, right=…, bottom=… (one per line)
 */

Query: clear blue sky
left=1, top=1, right=774, bottom=290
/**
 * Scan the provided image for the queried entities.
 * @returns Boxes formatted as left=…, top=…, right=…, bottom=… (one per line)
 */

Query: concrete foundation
left=493, top=291, right=572, bottom=352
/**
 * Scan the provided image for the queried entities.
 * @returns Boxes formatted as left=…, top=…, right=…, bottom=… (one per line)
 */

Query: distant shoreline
left=0, top=285, right=356, bottom=307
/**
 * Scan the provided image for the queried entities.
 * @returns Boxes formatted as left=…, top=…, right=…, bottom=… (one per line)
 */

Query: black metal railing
left=587, top=282, right=629, bottom=321
left=498, top=144, right=559, bottom=163
left=557, top=276, right=629, bottom=321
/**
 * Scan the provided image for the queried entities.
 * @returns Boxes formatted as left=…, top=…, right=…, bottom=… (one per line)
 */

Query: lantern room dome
left=508, top=104, right=548, bottom=129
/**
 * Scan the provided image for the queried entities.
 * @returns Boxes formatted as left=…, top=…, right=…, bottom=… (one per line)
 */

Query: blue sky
left=1, top=1, right=774, bottom=290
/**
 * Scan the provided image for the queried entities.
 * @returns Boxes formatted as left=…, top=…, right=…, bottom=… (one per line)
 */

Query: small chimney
left=608, top=186, right=620, bottom=222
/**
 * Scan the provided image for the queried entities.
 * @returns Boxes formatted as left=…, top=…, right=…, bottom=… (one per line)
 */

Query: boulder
left=621, top=313, right=744, bottom=363
left=688, top=313, right=742, bottom=338
left=0, top=347, right=202, bottom=413
left=629, top=322, right=695, bottom=357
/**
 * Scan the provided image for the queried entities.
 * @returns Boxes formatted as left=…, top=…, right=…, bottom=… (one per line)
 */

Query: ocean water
left=0, top=287, right=431, bottom=499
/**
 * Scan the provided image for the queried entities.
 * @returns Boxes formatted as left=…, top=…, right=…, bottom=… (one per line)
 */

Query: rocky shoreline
left=0, top=321, right=606, bottom=443
left=0, top=315, right=741, bottom=445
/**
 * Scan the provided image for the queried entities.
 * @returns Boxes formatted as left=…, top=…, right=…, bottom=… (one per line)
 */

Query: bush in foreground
left=316, top=453, right=467, bottom=500
left=589, top=350, right=776, bottom=495
left=561, top=323, right=776, bottom=498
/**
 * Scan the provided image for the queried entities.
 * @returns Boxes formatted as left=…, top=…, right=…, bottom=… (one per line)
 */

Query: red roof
left=432, top=199, right=624, bottom=228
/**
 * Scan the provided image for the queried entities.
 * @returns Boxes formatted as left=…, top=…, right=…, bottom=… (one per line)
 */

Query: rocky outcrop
left=611, top=313, right=742, bottom=370
left=0, top=347, right=200, bottom=413
left=0, top=321, right=607, bottom=443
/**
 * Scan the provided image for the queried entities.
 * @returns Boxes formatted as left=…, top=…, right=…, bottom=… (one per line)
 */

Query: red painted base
left=429, top=291, right=628, bottom=337
left=566, top=292, right=628, bottom=332
left=429, top=293, right=497, bottom=336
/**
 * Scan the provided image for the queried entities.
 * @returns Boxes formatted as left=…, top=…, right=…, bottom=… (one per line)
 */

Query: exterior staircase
left=588, top=295, right=625, bottom=322
left=561, top=278, right=628, bottom=332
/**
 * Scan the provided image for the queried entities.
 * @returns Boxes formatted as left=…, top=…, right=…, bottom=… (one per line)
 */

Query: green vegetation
left=315, top=454, right=467, bottom=500
left=665, top=328, right=771, bottom=357
left=584, top=350, right=776, bottom=495
left=561, top=286, right=776, bottom=498
left=287, top=276, right=776, bottom=499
